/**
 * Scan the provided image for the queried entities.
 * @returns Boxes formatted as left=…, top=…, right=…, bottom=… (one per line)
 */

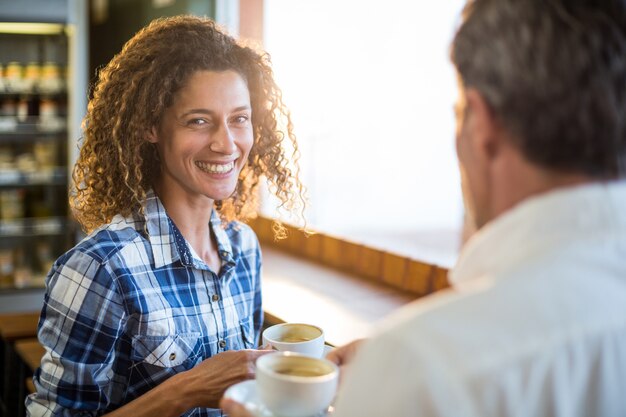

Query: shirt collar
left=144, top=190, right=179, bottom=268
left=210, top=210, right=235, bottom=266
left=144, top=189, right=235, bottom=270
left=450, top=180, right=626, bottom=286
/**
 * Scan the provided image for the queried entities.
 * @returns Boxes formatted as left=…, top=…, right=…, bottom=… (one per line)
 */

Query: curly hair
left=71, top=15, right=305, bottom=234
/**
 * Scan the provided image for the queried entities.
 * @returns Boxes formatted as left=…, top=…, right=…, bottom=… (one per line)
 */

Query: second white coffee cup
left=262, top=323, right=325, bottom=358
left=256, top=351, right=339, bottom=417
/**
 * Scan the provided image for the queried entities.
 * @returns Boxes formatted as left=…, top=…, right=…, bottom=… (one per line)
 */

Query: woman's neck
left=152, top=181, right=221, bottom=272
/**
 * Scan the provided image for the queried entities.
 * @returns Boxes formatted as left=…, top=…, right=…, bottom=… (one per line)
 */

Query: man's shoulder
left=375, top=262, right=626, bottom=371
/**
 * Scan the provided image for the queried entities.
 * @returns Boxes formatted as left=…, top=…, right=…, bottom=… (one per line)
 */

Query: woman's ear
left=146, top=127, right=159, bottom=144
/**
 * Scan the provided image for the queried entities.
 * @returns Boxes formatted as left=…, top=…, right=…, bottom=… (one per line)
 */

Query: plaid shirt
left=26, top=190, right=262, bottom=417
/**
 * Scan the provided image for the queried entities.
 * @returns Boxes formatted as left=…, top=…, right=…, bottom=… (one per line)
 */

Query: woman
left=26, top=15, right=304, bottom=417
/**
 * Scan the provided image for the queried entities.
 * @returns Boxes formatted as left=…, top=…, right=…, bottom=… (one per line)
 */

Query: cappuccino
left=273, top=365, right=330, bottom=377
left=262, top=323, right=325, bottom=357
left=257, top=352, right=339, bottom=417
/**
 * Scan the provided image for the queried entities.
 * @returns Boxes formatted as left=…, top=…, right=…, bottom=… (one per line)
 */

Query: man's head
left=451, top=0, right=626, bottom=229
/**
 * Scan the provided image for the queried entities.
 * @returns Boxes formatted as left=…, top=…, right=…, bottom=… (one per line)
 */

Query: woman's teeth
left=196, top=161, right=235, bottom=174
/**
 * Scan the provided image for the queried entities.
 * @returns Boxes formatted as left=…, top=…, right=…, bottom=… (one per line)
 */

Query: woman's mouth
left=195, top=160, right=235, bottom=174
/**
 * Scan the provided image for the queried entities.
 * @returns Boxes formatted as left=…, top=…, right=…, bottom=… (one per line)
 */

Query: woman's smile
left=195, top=160, right=237, bottom=175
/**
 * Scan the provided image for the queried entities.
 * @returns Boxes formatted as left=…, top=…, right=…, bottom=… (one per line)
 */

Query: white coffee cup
left=262, top=323, right=325, bottom=358
left=256, top=351, right=339, bottom=417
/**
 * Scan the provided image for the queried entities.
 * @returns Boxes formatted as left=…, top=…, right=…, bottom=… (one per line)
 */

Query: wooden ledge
left=249, top=217, right=451, bottom=297
left=0, top=311, right=40, bottom=342
left=15, top=338, right=45, bottom=372
left=261, top=247, right=415, bottom=346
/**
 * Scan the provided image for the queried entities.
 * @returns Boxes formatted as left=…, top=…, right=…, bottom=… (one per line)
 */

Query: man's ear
left=464, top=88, right=501, bottom=161
left=146, top=127, right=159, bottom=144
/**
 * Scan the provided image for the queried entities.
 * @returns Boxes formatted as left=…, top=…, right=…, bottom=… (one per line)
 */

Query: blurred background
left=0, top=0, right=464, bottom=309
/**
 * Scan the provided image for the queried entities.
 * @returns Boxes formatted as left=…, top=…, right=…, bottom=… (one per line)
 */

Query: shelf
left=0, top=22, right=66, bottom=36
left=0, top=217, right=65, bottom=237
left=0, top=90, right=66, bottom=98
left=0, top=15, right=78, bottom=300
left=0, top=116, right=66, bottom=137
left=0, top=132, right=65, bottom=144
left=0, top=7, right=86, bottom=300
left=0, top=168, right=66, bottom=187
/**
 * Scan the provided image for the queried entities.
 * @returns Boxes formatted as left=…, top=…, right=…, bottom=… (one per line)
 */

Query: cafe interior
left=2, top=0, right=623, bottom=416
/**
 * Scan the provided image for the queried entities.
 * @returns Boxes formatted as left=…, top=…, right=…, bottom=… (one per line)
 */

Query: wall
left=0, top=0, right=68, bottom=23
left=89, top=0, right=216, bottom=89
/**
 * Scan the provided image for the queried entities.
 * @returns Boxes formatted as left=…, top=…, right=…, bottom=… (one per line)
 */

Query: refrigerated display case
left=0, top=0, right=87, bottom=297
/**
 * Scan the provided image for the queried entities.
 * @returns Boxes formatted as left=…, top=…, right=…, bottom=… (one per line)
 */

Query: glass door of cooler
left=0, top=2, right=88, bottom=292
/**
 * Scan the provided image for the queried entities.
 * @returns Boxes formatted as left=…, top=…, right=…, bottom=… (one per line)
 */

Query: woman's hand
left=176, top=348, right=272, bottom=409
left=217, top=341, right=367, bottom=416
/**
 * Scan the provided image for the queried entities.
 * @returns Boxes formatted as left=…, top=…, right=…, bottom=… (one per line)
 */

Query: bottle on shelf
left=0, top=249, right=14, bottom=287
left=36, top=241, right=54, bottom=276
left=0, top=62, right=5, bottom=92
left=0, top=95, right=18, bottom=131
left=13, top=247, right=33, bottom=288
left=4, top=61, right=23, bottom=93
left=33, top=141, right=57, bottom=169
left=39, top=62, right=64, bottom=94
left=15, top=152, right=38, bottom=172
left=16, top=95, right=29, bottom=122
left=0, top=189, right=25, bottom=220
left=0, top=96, right=17, bottom=116
left=23, top=62, right=41, bottom=93
left=39, top=96, right=64, bottom=131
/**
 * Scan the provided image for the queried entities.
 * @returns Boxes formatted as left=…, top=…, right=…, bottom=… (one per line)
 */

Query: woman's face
left=149, top=70, right=254, bottom=205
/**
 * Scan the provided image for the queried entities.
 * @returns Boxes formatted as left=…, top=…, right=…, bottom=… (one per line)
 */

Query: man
left=222, top=0, right=626, bottom=415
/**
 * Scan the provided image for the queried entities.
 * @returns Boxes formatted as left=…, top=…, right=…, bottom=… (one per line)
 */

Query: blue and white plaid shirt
left=26, top=190, right=263, bottom=417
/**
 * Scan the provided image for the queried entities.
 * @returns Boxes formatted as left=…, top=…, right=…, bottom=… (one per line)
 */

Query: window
left=261, top=1, right=466, bottom=267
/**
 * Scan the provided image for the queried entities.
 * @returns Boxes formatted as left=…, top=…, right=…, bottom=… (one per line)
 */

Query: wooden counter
left=262, top=247, right=415, bottom=346
left=15, top=338, right=44, bottom=372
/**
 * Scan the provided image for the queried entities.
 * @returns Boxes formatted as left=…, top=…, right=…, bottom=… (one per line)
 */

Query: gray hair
left=451, top=0, right=626, bottom=178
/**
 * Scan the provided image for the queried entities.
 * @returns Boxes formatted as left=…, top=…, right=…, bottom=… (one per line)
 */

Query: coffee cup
left=262, top=323, right=325, bottom=358
left=256, top=351, right=338, bottom=417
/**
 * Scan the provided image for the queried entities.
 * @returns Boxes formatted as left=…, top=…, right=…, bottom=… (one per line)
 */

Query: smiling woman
left=26, top=15, right=305, bottom=417
left=146, top=70, right=255, bottom=272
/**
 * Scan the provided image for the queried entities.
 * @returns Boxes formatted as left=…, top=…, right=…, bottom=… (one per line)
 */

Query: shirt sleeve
left=26, top=249, right=127, bottom=417
left=332, top=332, right=478, bottom=417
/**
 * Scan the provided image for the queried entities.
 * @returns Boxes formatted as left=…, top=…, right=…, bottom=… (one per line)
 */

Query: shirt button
left=220, top=251, right=228, bottom=258
left=212, top=294, right=220, bottom=302
left=169, top=353, right=176, bottom=361
left=219, top=340, right=226, bottom=348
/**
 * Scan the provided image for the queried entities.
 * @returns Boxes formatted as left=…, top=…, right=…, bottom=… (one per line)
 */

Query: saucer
left=223, top=380, right=333, bottom=417
left=223, top=380, right=273, bottom=417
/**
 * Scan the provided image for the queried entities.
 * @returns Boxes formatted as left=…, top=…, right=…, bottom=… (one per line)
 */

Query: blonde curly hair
left=71, top=15, right=305, bottom=234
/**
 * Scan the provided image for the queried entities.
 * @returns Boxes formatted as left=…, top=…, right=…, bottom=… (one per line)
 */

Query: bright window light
left=263, top=0, right=466, bottom=266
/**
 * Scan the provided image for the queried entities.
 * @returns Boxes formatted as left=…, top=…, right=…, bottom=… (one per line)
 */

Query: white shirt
left=333, top=182, right=626, bottom=417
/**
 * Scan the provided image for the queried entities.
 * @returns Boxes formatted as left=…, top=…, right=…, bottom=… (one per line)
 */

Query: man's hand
left=325, top=339, right=366, bottom=375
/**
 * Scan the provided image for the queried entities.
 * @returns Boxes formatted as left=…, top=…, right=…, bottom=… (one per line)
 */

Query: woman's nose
left=210, top=123, right=237, bottom=154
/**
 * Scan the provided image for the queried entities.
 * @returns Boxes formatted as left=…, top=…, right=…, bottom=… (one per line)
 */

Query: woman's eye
left=233, top=115, right=250, bottom=124
left=188, top=118, right=208, bottom=126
